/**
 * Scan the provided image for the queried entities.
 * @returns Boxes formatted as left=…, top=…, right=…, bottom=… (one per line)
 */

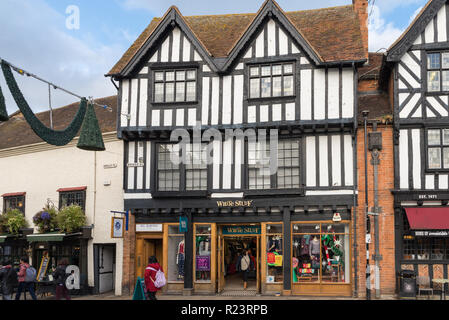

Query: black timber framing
left=387, top=0, right=446, bottom=62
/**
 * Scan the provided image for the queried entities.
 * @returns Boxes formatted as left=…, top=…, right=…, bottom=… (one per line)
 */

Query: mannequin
left=309, top=236, right=320, bottom=269
left=176, top=239, right=185, bottom=279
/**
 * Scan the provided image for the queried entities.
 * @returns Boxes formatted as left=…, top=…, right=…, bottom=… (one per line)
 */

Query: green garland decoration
left=76, top=102, right=105, bottom=151
left=0, top=83, right=8, bottom=122
left=1, top=61, right=87, bottom=146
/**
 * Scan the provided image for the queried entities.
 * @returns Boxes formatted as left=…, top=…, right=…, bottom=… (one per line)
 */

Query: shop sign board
left=37, top=254, right=49, bottom=282
left=413, top=230, right=449, bottom=237
left=222, top=225, right=261, bottom=235
left=196, top=255, right=211, bottom=271
left=136, top=224, right=163, bottom=232
left=179, top=216, right=188, bottom=233
left=216, top=200, right=254, bottom=208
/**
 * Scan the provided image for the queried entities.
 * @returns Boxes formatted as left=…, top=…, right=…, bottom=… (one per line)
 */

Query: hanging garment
left=309, top=239, right=320, bottom=255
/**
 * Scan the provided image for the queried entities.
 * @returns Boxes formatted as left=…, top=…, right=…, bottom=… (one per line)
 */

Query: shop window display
left=168, top=225, right=185, bottom=282
left=195, top=225, right=211, bottom=282
left=266, top=224, right=283, bottom=283
left=292, top=223, right=350, bottom=284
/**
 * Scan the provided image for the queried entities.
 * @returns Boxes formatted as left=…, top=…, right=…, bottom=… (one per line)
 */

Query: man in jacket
left=52, top=259, right=71, bottom=300
left=15, top=256, right=37, bottom=300
left=144, top=256, right=163, bottom=300
left=0, top=259, right=18, bottom=300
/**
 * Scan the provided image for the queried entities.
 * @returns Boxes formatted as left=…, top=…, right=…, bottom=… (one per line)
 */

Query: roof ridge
left=285, top=4, right=353, bottom=14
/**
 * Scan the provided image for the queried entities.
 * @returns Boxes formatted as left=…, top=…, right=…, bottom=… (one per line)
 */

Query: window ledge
left=151, top=101, right=199, bottom=107
left=152, top=191, right=208, bottom=198
left=247, top=96, right=296, bottom=103
left=244, top=188, right=304, bottom=197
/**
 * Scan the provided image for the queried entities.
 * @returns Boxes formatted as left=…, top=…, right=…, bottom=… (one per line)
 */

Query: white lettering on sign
left=418, top=194, right=438, bottom=200
left=65, top=265, right=80, bottom=290
left=136, top=224, right=163, bottom=232
left=127, top=162, right=144, bottom=167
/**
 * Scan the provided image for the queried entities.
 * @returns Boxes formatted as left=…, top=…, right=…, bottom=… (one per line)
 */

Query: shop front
left=0, top=231, right=32, bottom=267
left=128, top=195, right=353, bottom=297
left=394, top=194, right=449, bottom=295
left=27, top=228, right=92, bottom=295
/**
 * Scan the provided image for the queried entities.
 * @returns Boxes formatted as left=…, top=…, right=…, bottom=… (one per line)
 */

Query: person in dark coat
left=0, top=259, right=18, bottom=300
left=52, top=259, right=71, bottom=300
left=144, top=256, right=163, bottom=300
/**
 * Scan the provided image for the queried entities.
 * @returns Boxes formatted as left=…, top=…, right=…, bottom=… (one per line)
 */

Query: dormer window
left=153, top=69, right=197, bottom=103
left=427, top=52, right=449, bottom=92
left=248, top=62, right=294, bottom=99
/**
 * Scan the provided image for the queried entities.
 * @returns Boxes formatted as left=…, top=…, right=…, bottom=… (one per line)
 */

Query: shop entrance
left=217, top=225, right=261, bottom=294
left=136, top=238, right=163, bottom=279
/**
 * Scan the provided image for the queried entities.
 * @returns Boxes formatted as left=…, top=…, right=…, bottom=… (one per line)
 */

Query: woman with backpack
left=0, top=259, right=18, bottom=300
left=144, top=256, right=164, bottom=300
left=236, top=249, right=253, bottom=290
left=15, top=256, right=37, bottom=300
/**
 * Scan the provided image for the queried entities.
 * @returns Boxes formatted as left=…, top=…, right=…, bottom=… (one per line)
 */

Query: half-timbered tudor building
left=107, top=0, right=368, bottom=296
left=387, top=0, right=449, bottom=295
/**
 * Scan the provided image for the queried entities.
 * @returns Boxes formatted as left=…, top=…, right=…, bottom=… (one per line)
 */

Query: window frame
left=246, top=61, right=296, bottom=101
left=426, top=51, right=449, bottom=94
left=425, top=128, right=449, bottom=172
left=58, top=190, right=86, bottom=212
left=151, top=66, right=199, bottom=105
left=3, top=195, right=25, bottom=214
left=245, top=137, right=304, bottom=195
left=154, top=142, right=209, bottom=197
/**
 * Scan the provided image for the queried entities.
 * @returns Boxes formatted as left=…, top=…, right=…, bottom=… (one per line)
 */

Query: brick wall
left=354, top=125, right=396, bottom=298
left=353, top=0, right=368, bottom=55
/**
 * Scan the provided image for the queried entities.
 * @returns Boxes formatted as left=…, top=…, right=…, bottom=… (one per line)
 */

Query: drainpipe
left=362, top=110, right=371, bottom=300
left=370, top=122, right=382, bottom=299
left=352, top=129, right=358, bottom=297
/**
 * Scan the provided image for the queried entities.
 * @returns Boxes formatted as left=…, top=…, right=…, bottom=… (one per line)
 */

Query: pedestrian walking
left=144, top=256, right=164, bottom=300
left=0, top=259, right=18, bottom=300
left=52, top=259, right=71, bottom=300
left=15, top=256, right=37, bottom=300
left=236, top=249, right=254, bottom=290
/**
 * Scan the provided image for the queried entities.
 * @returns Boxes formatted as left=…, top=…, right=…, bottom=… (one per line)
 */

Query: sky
left=0, top=0, right=429, bottom=115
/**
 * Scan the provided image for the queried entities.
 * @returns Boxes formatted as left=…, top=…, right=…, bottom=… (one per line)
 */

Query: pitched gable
left=107, top=2, right=366, bottom=77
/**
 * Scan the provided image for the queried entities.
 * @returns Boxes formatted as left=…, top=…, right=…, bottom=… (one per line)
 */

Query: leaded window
left=153, top=69, right=197, bottom=103
left=249, top=63, right=294, bottom=99
left=248, top=139, right=301, bottom=190
left=3, top=195, right=25, bottom=214
left=157, top=143, right=208, bottom=192
left=157, top=144, right=181, bottom=191
left=427, top=52, right=449, bottom=92
left=59, top=191, right=85, bottom=212
left=427, top=129, right=449, bottom=170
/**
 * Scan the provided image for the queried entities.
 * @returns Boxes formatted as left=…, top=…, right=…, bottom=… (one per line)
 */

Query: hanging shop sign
left=179, top=216, right=188, bottom=233
left=136, top=224, right=163, bottom=233
left=111, top=217, right=124, bottom=238
left=222, top=225, right=261, bottom=235
left=413, top=230, right=449, bottom=237
left=196, top=255, right=211, bottom=271
left=216, top=200, right=254, bottom=208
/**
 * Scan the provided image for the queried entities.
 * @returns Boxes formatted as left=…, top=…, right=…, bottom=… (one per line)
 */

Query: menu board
left=37, top=254, right=49, bottom=282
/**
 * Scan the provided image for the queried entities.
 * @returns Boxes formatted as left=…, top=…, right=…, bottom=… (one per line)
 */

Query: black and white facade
left=109, top=1, right=366, bottom=296
left=387, top=0, right=449, bottom=292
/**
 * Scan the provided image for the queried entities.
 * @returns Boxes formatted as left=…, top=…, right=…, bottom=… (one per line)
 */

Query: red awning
left=1, top=192, right=26, bottom=197
left=56, top=186, right=87, bottom=192
left=405, top=207, right=449, bottom=230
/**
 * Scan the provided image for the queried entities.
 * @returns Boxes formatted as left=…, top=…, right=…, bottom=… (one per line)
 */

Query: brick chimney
left=353, top=0, right=368, bottom=56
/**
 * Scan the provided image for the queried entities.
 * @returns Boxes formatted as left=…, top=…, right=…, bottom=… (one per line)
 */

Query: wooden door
left=217, top=236, right=225, bottom=292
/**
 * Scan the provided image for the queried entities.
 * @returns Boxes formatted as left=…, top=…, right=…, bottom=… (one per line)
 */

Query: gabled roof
left=107, top=0, right=367, bottom=77
left=0, top=96, right=117, bottom=150
left=387, top=0, right=445, bottom=62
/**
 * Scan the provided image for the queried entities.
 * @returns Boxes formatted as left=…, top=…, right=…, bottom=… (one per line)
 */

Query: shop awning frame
left=27, top=232, right=66, bottom=243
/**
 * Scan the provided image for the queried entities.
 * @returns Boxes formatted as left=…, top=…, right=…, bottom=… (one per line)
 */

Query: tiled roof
left=357, top=92, right=392, bottom=123
left=358, top=52, right=385, bottom=80
left=0, top=95, right=117, bottom=150
left=107, top=4, right=366, bottom=76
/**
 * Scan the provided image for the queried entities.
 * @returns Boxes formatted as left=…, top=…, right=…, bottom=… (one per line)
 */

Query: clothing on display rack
left=309, top=237, right=320, bottom=256
left=177, top=240, right=185, bottom=278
